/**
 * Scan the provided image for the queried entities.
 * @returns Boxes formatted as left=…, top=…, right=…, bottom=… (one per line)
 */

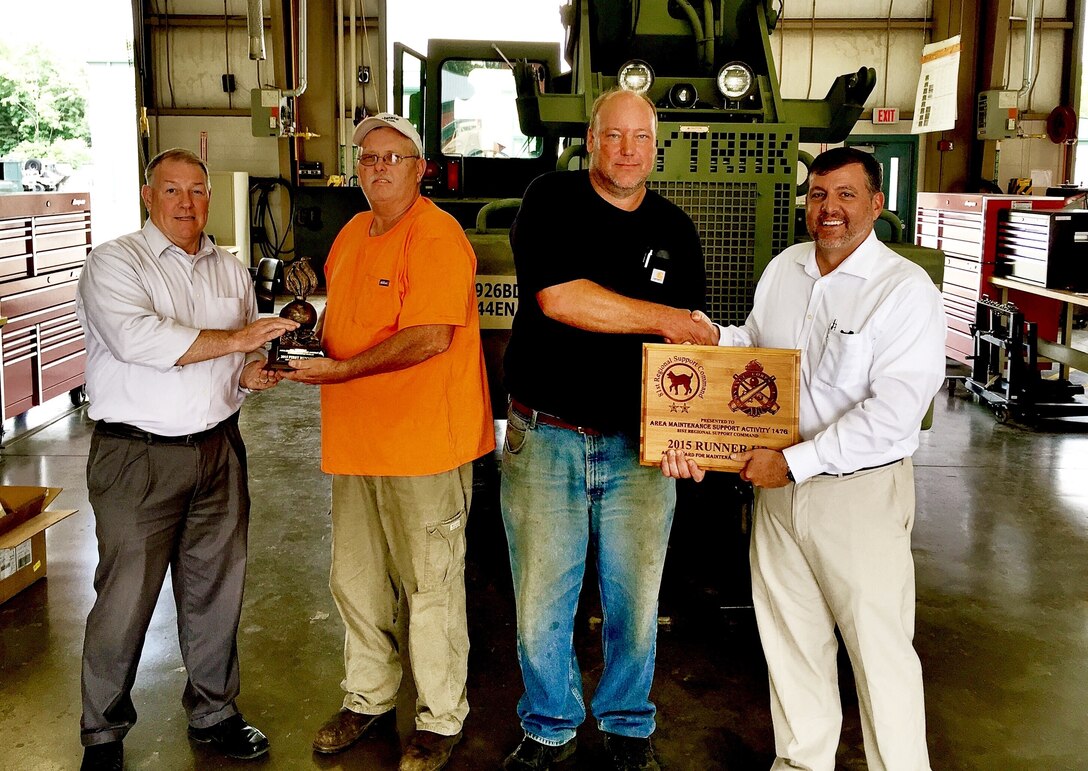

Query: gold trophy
left=267, top=257, right=325, bottom=369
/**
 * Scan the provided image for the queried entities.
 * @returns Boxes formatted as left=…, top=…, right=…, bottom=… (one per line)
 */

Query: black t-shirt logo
left=644, top=248, right=671, bottom=284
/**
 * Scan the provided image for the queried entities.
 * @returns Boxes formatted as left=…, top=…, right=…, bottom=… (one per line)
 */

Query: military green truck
left=376, top=0, right=941, bottom=605
left=392, top=0, right=881, bottom=411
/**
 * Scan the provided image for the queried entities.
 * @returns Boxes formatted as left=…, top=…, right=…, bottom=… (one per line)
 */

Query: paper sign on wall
left=912, top=35, right=961, bottom=134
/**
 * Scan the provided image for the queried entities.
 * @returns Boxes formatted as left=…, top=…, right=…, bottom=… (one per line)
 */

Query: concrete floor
left=1, top=364, right=1087, bottom=770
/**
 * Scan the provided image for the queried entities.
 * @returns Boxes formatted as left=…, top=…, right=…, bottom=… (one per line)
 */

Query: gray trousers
left=80, top=417, right=250, bottom=746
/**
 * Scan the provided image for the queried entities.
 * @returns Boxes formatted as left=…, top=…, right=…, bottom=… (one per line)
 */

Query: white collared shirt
left=75, top=220, right=258, bottom=435
left=717, top=230, right=947, bottom=483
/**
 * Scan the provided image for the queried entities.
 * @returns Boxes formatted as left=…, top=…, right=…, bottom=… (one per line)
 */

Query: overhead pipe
left=284, top=0, right=308, bottom=97
left=349, top=0, right=357, bottom=125
left=1018, top=0, right=1037, bottom=99
left=247, top=0, right=265, bottom=60
left=247, top=0, right=306, bottom=97
left=337, top=0, right=346, bottom=174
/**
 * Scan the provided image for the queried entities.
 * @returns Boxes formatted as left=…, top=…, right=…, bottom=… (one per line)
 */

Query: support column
left=921, top=0, right=980, bottom=192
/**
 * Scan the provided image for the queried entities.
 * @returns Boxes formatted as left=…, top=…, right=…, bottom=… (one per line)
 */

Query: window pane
left=439, top=59, right=542, bottom=159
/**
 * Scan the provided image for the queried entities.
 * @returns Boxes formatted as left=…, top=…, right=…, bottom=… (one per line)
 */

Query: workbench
left=964, top=277, right=1088, bottom=424
left=990, top=276, right=1088, bottom=381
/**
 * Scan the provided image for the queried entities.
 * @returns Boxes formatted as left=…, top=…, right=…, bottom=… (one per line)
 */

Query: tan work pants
left=329, top=464, right=472, bottom=735
left=752, top=459, right=931, bottom=771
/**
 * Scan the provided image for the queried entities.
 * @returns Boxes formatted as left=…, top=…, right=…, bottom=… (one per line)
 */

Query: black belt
left=818, top=458, right=902, bottom=478
left=96, top=413, right=237, bottom=445
left=509, top=398, right=603, bottom=436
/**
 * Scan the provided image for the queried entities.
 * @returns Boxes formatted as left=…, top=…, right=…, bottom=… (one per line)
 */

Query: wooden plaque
left=640, top=343, right=801, bottom=472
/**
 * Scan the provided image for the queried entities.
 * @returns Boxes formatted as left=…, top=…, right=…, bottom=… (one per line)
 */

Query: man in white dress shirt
left=74, top=148, right=297, bottom=771
left=663, top=147, right=946, bottom=771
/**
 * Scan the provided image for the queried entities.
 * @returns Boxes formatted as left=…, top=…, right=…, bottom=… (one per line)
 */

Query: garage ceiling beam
left=145, top=14, right=271, bottom=29
left=777, top=18, right=934, bottom=31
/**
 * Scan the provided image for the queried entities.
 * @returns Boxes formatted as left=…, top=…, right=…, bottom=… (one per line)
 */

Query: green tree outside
left=0, top=43, right=90, bottom=166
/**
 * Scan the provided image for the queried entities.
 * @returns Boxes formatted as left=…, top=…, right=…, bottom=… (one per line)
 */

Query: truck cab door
left=393, top=42, right=427, bottom=140
left=414, top=40, right=561, bottom=208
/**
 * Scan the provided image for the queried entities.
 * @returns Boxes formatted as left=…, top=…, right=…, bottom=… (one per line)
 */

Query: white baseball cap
left=351, top=112, right=423, bottom=155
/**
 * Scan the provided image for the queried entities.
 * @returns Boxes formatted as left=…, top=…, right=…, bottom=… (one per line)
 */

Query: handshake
left=664, top=309, right=720, bottom=346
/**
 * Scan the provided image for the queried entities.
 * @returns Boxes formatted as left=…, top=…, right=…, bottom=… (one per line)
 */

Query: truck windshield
left=439, top=59, right=542, bottom=159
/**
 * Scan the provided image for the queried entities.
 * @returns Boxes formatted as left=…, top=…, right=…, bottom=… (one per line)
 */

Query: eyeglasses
left=358, top=152, right=420, bottom=167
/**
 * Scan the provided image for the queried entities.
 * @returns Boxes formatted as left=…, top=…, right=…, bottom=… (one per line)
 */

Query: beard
left=590, top=165, right=650, bottom=200
left=808, top=215, right=866, bottom=253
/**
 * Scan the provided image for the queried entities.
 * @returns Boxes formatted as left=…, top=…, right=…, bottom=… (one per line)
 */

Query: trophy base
left=267, top=338, right=325, bottom=370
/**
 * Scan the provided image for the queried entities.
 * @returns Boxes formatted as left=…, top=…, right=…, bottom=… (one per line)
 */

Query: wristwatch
left=785, top=466, right=795, bottom=483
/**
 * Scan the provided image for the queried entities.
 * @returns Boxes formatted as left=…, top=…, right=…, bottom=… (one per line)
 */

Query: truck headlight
left=717, top=62, right=754, bottom=100
left=667, top=83, right=698, bottom=108
left=618, top=60, right=654, bottom=95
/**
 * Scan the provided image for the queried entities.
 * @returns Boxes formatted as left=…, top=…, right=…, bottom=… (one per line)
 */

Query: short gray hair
left=144, top=148, right=211, bottom=188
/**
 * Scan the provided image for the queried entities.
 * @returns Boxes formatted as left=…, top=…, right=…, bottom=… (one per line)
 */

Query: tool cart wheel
left=993, top=404, right=1011, bottom=424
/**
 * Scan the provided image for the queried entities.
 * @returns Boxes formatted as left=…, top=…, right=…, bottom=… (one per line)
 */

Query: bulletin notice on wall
left=640, top=343, right=800, bottom=472
left=912, top=35, right=961, bottom=134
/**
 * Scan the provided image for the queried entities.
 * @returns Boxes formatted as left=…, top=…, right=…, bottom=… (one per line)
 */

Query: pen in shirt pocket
left=644, top=248, right=671, bottom=285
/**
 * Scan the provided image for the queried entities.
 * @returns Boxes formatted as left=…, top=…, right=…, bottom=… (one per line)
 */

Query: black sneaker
left=501, top=735, right=577, bottom=770
left=602, top=733, right=660, bottom=771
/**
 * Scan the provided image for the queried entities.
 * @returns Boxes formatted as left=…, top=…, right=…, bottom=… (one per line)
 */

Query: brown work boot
left=312, top=708, right=392, bottom=754
left=398, top=730, right=462, bottom=771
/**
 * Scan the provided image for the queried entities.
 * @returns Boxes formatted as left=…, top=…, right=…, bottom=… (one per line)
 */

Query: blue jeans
left=499, top=404, right=676, bottom=745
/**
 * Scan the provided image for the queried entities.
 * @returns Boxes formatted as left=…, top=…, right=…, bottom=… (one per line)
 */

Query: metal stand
left=965, top=297, right=1087, bottom=424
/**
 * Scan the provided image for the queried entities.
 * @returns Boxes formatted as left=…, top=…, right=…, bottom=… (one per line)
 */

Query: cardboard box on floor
left=0, top=487, right=77, bottom=605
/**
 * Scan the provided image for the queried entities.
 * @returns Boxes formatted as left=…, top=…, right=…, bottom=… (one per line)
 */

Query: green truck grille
left=650, top=125, right=797, bottom=326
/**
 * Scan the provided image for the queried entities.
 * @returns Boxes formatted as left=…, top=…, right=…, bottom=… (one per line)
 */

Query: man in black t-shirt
left=499, top=89, right=712, bottom=771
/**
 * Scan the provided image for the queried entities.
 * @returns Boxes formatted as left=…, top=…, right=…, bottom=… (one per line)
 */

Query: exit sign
left=874, top=107, right=899, bottom=124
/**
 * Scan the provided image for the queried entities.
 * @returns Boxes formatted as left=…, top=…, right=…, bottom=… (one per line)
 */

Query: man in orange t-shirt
left=284, top=113, right=493, bottom=771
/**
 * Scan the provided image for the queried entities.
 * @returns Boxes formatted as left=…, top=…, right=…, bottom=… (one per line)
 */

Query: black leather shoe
left=188, top=713, right=270, bottom=760
left=80, top=741, right=123, bottom=771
